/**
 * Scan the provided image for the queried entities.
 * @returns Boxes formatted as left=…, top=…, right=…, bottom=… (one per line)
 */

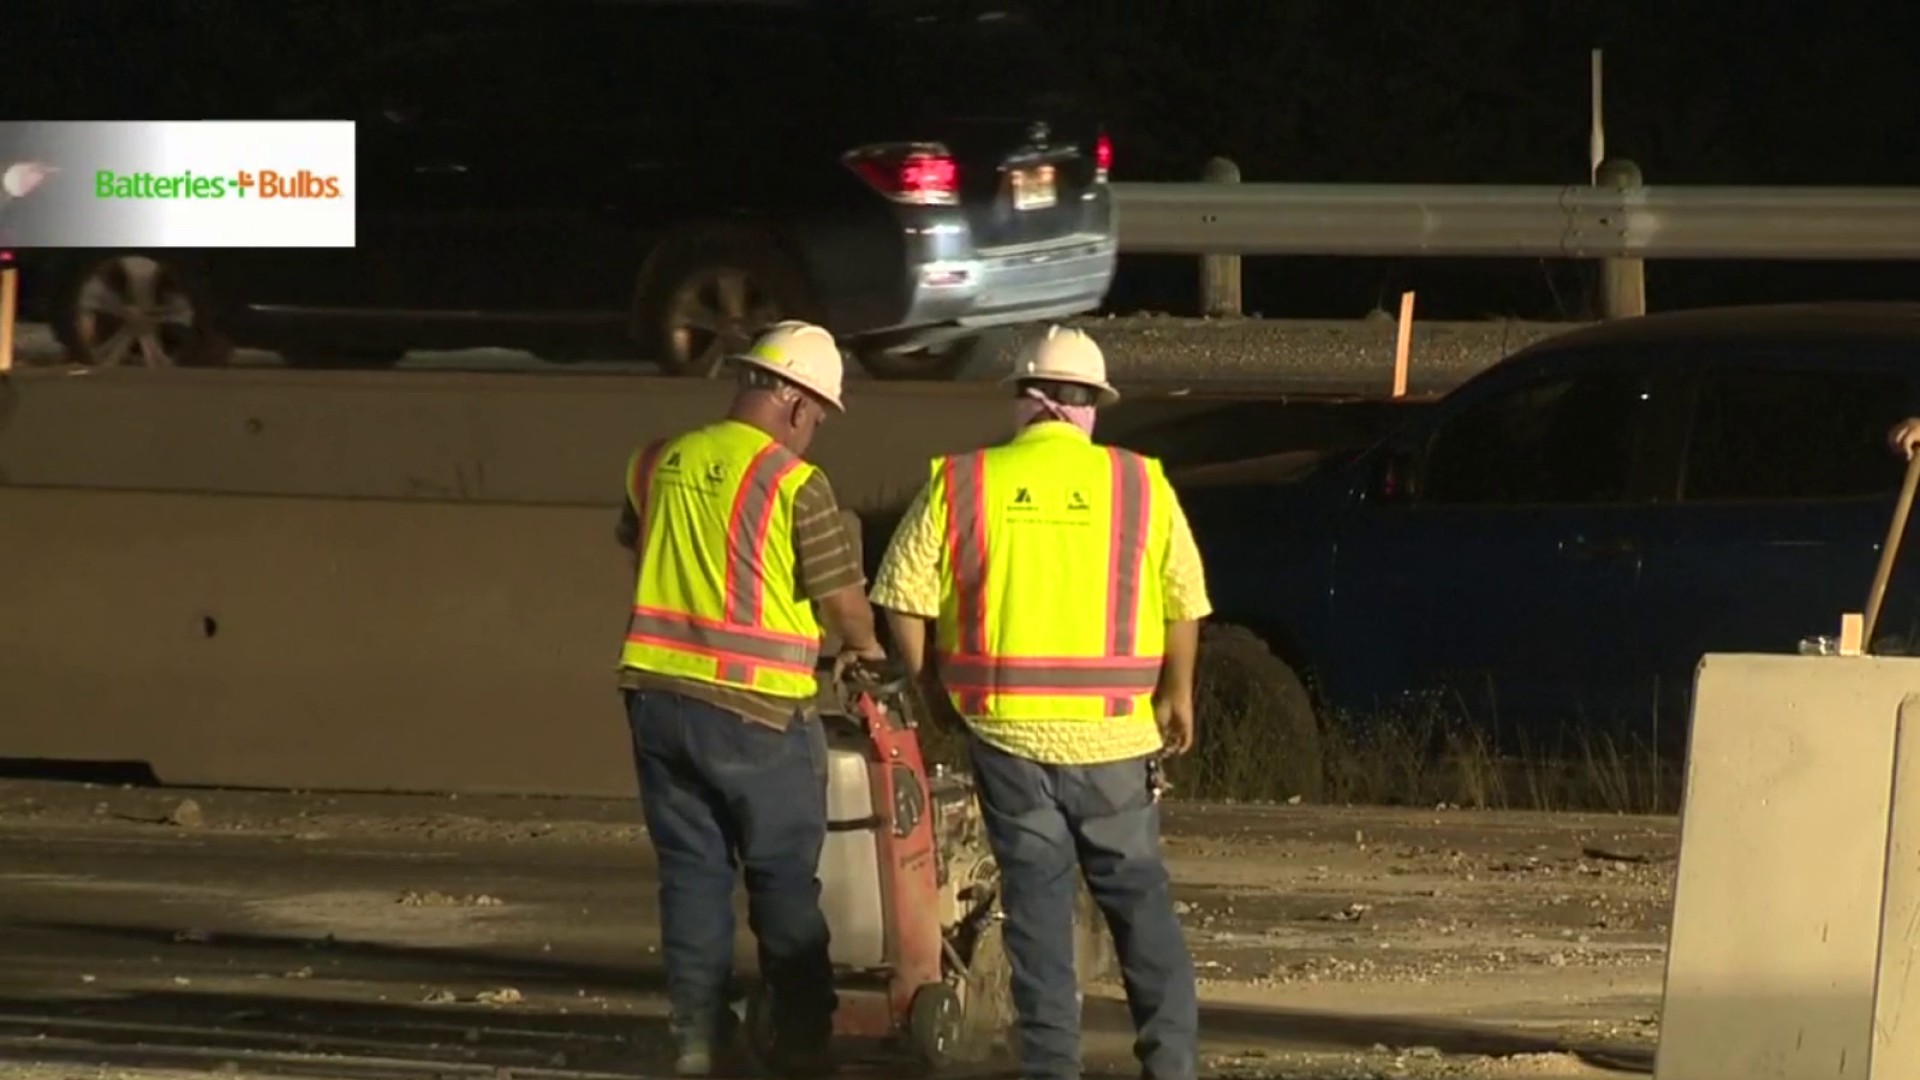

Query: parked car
left=18, top=0, right=1117, bottom=378
left=1121, top=398, right=1429, bottom=472
left=1177, top=302, right=1920, bottom=756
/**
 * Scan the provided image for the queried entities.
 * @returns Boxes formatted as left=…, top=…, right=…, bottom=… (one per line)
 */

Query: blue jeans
left=969, top=736, right=1199, bottom=1080
left=626, top=690, right=836, bottom=1058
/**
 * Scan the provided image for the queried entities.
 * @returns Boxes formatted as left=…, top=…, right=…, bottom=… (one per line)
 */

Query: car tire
left=51, top=254, right=232, bottom=368
left=1188, top=623, right=1326, bottom=803
left=635, top=226, right=821, bottom=378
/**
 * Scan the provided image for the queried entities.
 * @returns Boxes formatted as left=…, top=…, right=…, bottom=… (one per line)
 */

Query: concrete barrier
left=1654, top=654, right=1920, bottom=1079
left=0, top=369, right=1270, bottom=792
left=0, top=489, right=646, bottom=793
left=0, top=367, right=1266, bottom=510
left=1872, top=694, right=1920, bottom=1079
left=0, top=367, right=1020, bottom=513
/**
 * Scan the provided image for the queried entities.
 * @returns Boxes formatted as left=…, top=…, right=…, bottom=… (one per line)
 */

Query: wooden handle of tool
left=1863, top=451, right=1920, bottom=650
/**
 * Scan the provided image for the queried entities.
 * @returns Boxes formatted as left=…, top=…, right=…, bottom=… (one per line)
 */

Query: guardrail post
left=1200, top=157, right=1242, bottom=317
left=1595, top=158, right=1647, bottom=319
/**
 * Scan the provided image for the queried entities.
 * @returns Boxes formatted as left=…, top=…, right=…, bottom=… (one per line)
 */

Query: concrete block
left=1868, top=693, right=1920, bottom=1077
left=1655, top=653, right=1920, bottom=1079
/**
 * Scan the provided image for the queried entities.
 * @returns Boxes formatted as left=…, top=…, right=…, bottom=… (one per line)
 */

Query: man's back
left=639, top=419, right=805, bottom=613
left=945, top=425, right=1172, bottom=659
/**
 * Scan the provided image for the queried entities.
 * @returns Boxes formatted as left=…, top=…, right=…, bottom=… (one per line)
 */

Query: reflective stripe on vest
left=626, top=607, right=816, bottom=679
left=937, top=444, right=1160, bottom=718
left=626, top=437, right=668, bottom=550
left=620, top=424, right=821, bottom=696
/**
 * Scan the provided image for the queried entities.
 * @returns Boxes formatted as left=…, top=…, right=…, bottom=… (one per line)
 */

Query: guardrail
left=1110, top=176, right=1920, bottom=260
left=1108, top=157, right=1920, bottom=321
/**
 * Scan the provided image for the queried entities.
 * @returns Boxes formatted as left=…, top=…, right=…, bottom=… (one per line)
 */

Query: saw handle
left=839, top=656, right=911, bottom=699
left=1864, top=450, right=1920, bottom=652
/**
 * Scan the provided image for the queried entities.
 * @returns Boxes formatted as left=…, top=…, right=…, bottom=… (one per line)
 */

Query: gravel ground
left=0, top=780, right=1667, bottom=1079
left=9, top=314, right=1577, bottom=396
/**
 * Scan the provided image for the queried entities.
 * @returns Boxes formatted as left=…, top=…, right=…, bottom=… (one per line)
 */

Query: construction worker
left=869, top=326, right=1210, bottom=1080
left=615, top=320, right=884, bottom=1079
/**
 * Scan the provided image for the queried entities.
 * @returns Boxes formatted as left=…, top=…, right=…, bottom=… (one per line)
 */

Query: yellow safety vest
left=619, top=419, right=822, bottom=699
left=925, top=422, right=1172, bottom=754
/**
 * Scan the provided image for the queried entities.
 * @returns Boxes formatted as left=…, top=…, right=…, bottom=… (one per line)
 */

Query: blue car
left=1175, top=302, right=1920, bottom=756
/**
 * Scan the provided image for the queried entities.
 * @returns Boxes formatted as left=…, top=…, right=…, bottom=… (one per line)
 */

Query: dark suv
left=21, top=0, right=1117, bottom=377
left=1177, top=303, right=1920, bottom=754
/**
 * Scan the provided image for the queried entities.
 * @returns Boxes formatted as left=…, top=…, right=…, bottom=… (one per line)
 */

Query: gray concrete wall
left=0, top=368, right=1032, bottom=513
left=0, top=369, right=1279, bottom=793
left=0, top=488, right=643, bottom=794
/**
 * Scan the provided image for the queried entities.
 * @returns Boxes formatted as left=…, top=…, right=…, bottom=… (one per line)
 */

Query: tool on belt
left=1147, top=753, right=1172, bottom=804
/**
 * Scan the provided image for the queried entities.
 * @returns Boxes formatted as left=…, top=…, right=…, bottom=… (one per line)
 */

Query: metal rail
left=1110, top=182, right=1920, bottom=260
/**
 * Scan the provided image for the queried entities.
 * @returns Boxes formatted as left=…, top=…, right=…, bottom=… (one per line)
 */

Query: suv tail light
left=844, top=143, right=959, bottom=206
left=1093, top=133, right=1113, bottom=182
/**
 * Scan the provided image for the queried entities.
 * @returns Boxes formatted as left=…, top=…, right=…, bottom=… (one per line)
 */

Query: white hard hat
left=1002, top=325, right=1119, bottom=406
left=731, top=320, right=846, bottom=412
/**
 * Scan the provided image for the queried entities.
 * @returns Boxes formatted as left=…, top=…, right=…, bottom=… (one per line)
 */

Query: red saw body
left=742, top=659, right=1114, bottom=1072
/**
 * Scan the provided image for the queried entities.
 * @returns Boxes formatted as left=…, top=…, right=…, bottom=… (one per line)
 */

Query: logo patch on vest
left=1000, top=484, right=1098, bottom=529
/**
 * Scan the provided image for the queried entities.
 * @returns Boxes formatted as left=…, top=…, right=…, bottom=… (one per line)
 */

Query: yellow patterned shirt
left=870, top=425, right=1212, bottom=764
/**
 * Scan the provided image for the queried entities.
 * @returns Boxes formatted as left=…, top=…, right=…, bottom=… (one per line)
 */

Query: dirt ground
left=0, top=780, right=1672, bottom=1079
left=11, top=314, right=1558, bottom=393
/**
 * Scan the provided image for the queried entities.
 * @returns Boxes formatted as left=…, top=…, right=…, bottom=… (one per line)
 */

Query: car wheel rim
left=666, top=268, right=782, bottom=377
left=72, top=255, right=198, bottom=367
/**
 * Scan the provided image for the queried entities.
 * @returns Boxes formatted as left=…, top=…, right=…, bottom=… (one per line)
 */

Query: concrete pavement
left=0, top=781, right=1662, bottom=1079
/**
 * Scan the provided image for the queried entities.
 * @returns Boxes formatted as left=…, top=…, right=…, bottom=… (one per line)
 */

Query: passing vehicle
left=18, top=0, right=1117, bottom=378
left=1178, top=302, right=1920, bottom=754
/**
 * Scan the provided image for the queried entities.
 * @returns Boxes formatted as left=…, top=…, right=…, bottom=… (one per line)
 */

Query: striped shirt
left=617, top=469, right=865, bottom=730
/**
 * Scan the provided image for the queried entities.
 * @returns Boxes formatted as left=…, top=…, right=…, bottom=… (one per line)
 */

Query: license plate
left=1010, top=164, right=1057, bottom=211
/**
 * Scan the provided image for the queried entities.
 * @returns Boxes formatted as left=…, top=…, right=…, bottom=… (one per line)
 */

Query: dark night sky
left=1039, top=1, right=1920, bottom=320
left=8, top=0, right=1920, bottom=321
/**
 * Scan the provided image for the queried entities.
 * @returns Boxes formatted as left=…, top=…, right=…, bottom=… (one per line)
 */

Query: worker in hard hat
left=868, top=325, right=1210, bottom=1080
left=615, top=319, right=884, bottom=1079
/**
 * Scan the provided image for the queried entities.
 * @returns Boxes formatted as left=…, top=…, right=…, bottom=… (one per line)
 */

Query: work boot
left=671, top=1006, right=744, bottom=1077
left=675, top=1036, right=758, bottom=1078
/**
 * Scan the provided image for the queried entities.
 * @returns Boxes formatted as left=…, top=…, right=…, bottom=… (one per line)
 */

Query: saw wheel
left=953, top=910, right=1015, bottom=1063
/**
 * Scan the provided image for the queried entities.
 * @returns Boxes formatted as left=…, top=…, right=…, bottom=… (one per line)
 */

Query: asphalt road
left=0, top=826, right=671, bottom=1079
left=0, top=781, right=1662, bottom=1080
